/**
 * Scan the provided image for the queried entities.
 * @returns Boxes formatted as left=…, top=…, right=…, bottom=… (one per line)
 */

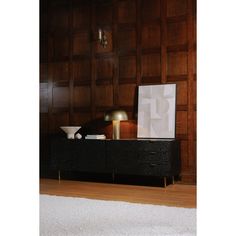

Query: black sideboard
left=51, top=138, right=180, bottom=187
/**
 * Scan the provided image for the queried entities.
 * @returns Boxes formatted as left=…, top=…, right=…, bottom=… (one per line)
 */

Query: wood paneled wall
left=40, top=0, right=196, bottom=183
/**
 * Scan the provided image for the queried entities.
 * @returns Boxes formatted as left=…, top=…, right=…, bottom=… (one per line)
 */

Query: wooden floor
left=40, top=179, right=196, bottom=208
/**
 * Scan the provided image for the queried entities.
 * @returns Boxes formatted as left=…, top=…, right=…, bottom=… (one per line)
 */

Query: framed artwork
left=137, top=84, right=176, bottom=138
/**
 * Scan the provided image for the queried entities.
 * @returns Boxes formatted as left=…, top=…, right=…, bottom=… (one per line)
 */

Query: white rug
left=40, top=194, right=196, bottom=236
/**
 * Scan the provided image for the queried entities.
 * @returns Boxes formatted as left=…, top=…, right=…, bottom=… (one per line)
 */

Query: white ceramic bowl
left=60, top=126, right=81, bottom=139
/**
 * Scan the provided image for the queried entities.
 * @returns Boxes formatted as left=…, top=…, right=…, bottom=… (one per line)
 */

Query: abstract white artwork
left=137, top=84, right=176, bottom=138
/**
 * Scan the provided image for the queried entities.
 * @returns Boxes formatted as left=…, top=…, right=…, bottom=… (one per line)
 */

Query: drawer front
left=138, top=140, right=171, bottom=152
left=138, top=151, right=171, bottom=164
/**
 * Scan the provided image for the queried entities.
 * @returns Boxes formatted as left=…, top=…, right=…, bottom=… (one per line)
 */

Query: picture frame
left=137, top=84, right=176, bottom=139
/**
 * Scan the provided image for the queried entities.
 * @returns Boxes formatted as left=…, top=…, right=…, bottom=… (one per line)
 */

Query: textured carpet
left=40, top=194, right=196, bottom=236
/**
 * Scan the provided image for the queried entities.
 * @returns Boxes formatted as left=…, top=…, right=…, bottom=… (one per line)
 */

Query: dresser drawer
left=138, top=140, right=171, bottom=152
left=138, top=151, right=170, bottom=164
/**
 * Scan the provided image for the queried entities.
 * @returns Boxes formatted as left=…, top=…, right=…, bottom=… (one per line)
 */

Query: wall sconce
left=104, top=110, right=128, bottom=139
left=98, top=28, right=108, bottom=48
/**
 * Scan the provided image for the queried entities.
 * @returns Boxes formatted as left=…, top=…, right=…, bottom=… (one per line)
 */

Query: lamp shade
left=104, top=110, right=128, bottom=121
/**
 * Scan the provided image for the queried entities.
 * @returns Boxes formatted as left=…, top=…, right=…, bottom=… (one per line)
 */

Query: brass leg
left=163, top=176, right=167, bottom=188
left=172, top=176, right=175, bottom=185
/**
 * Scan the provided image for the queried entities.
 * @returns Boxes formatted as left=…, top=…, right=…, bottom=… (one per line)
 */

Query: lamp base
left=112, top=120, right=120, bottom=139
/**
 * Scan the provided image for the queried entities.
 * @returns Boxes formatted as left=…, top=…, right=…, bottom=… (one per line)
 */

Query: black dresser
left=51, top=138, right=180, bottom=187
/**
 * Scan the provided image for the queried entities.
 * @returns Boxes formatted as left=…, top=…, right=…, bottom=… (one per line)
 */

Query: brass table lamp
left=104, top=110, right=128, bottom=139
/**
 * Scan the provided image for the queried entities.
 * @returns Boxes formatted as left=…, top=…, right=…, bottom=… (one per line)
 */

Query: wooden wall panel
left=95, top=85, right=113, bottom=107
left=167, top=0, right=187, bottom=17
left=96, top=57, right=113, bottom=79
left=176, top=111, right=188, bottom=135
left=50, top=7, right=69, bottom=31
left=142, top=25, right=161, bottom=49
left=141, top=0, right=160, bottom=22
left=142, top=54, right=161, bottom=77
left=51, top=62, right=69, bottom=82
left=72, top=112, right=91, bottom=126
left=193, top=80, right=196, bottom=105
left=52, top=36, right=69, bottom=59
left=52, top=87, right=69, bottom=108
left=95, top=3, right=113, bottom=25
left=40, top=64, right=47, bottom=81
left=73, top=59, right=91, bottom=81
left=118, top=84, right=136, bottom=106
left=73, top=32, right=91, bottom=55
left=40, top=0, right=196, bottom=183
left=72, top=5, right=90, bottom=29
left=119, top=56, right=136, bottom=79
left=180, top=140, right=188, bottom=171
left=167, top=21, right=187, bottom=46
left=118, top=0, right=136, bottom=24
left=40, top=113, right=48, bottom=134
left=118, top=28, right=136, bottom=51
left=51, top=112, right=69, bottom=133
left=176, top=81, right=188, bottom=105
left=40, top=83, right=48, bottom=113
left=167, top=52, right=187, bottom=76
left=40, top=37, right=48, bottom=62
left=74, top=86, right=91, bottom=107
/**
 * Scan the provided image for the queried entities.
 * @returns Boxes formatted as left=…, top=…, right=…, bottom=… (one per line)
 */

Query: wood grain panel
left=52, top=87, right=69, bottom=108
left=95, top=85, right=113, bottom=107
left=142, top=53, right=161, bottom=77
left=193, top=50, right=196, bottom=75
left=118, top=28, right=136, bottom=51
left=120, top=120, right=137, bottom=139
left=40, top=113, right=48, bottom=134
left=180, top=140, right=188, bottom=171
left=176, top=111, right=188, bottom=135
left=49, top=0, right=68, bottom=8
left=53, top=36, right=69, bottom=59
left=73, top=32, right=90, bottom=55
left=167, top=21, right=187, bottom=46
left=50, top=7, right=69, bottom=31
left=74, top=86, right=91, bottom=107
left=167, top=0, right=187, bottom=17
left=142, top=24, right=161, bottom=49
left=118, top=0, right=136, bottom=24
left=40, top=1, right=48, bottom=33
left=193, top=80, right=196, bottom=105
left=95, top=2, right=113, bottom=25
left=176, top=81, right=187, bottom=105
left=51, top=112, right=69, bottom=133
left=40, top=179, right=196, bottom=208
left=73, top=5, right=90, bottom=29
left=193, top=111, right=196, bottom=138
left=96, top=57, right=113, bottom=79
left=193, top=17, right=196, bottom=43
left=118, top=84, right=136, bottom=106
left=40, top=63, right=47, bottom=81
left=73, top=59, right=91, bottom=81
left=51, top=62, right=69, bottom=82
left=40, top=37, right=48, bottom=62
left=119, top=56, right=136, bottom=79
left=40, top=82, right=48, bottom=113
left=167, top=52, right=187, bottom=76
left=141, top=0, right=160, bottom=22
left=72, top=112, right=92, bottom=126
